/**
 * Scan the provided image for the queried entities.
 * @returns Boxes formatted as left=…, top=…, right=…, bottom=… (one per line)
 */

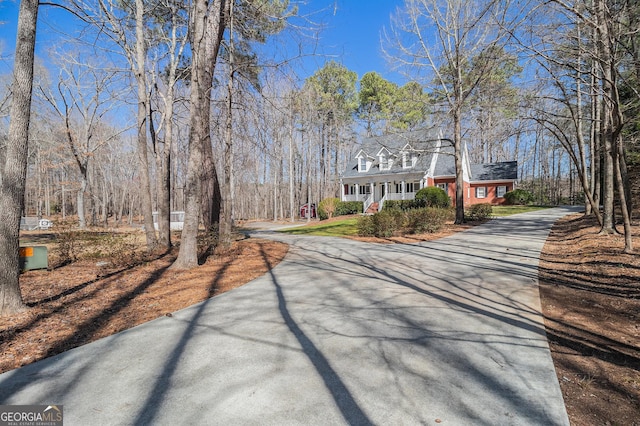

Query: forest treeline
left=1, top=0, right=639, bottom=313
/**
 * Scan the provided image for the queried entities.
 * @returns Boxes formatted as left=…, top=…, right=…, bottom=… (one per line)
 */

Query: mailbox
left=19, top=246, right=48, bottom=271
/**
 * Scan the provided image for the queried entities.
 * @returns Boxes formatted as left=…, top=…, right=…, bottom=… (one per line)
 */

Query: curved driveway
left=0, top=208, right=576, bottom=425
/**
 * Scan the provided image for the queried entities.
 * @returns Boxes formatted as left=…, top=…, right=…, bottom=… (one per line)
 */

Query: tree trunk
left=590, top=63, right=602, bottom=216
left=614, top=134, right=633, bottom=252
left=172, top=0, right=226, bottom=269
left=453, top=109, right=465, bottom=225
left=596, top=0, right=617, bottom=234
left=0, top=0, right=38, bottom=315
left=135, top=0, right=158, bottom=251
left=289, top=96, right=295, bottom=222
left=156, top=149, right=171, bottom=247
left=202, top=139, right=222, bottom=231
left=150, top=100, right=171, bottom=248
left=77, top=177, right=87, bottom=228
left=219, top=12, right=235, bottom=250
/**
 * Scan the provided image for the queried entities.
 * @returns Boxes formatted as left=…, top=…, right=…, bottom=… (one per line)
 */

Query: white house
left=340, top=130, right=518, bottom=212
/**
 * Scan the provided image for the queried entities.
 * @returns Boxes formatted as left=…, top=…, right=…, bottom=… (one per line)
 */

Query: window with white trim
left=405, top=181, right=420, bottom=193
left=344, top=185, right=356, bottom=195
left=379, top=154, right=389, bottom=170
left=402, top=152, right=416, bottom=169
left=359, top=185, right=371, bottom=195
left=358, top=157, right=367, bottom=172
left=436, top=183, right=448, bottom=193
left=496, top=185, right=507, bottom=198
left=475, top=187, right=487, bottom=198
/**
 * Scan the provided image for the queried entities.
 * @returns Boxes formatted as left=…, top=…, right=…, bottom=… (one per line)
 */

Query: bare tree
left=0, top=0, right=38, bottom=315
left=530, top=0, right=634, bottom=251
left=148, top=0, right=190, bottom=248
left=39, top=57, right=124, bottom=228
left=67, top=0, right=158, bottom=249
left=386, top=0, right=512, bottom=224
left=171, top=0, right=227, bottom=269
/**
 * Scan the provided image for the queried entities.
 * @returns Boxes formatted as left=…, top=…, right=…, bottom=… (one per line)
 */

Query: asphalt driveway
left=0, top=208, right=576, bottom=425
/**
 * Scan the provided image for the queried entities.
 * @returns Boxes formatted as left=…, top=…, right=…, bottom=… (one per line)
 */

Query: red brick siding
left=468, top=183, right=513, bottom=205
left=433, top=179, right=513, bottom=206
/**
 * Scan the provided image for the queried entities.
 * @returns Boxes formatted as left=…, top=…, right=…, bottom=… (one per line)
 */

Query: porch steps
left=366, top=202, right=379, bottom=214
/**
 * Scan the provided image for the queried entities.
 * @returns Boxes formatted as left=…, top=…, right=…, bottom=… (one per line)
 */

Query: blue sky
left=0, top=0, right=407, bottom=83
left=307, top=0, right=406, bottom=83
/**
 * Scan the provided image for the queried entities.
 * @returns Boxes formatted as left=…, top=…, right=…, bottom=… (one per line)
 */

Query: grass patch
left=278, top=218, right=359, bottom=237
left=491, top=205, right=551, bottom=216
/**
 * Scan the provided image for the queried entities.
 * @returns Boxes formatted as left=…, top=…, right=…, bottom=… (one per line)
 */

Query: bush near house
left=318, top=199, right=364, bottom=220
left=318, top=198, right=340, bottom=220
left=336, top=201, right=363, bottom=216
left=357, top=207, right=452, bottom=237
left=357, top=211, right=399, bottom=238
left=504, top=189, right=535, bottom=205
left=382, top=187, right=450, bottom=212
left=356, top=215, right=376, bottom=237
left=465, top=203, right=493, bottom=221
left=383, top=199, right=424, bottom=211
left=415, top=186, right=451, bottom=208
left=405, top=208, right=451, bottom=233
left=373, top=210, right=403, bottom=237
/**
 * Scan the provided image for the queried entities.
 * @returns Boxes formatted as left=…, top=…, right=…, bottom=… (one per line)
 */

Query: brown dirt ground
left=538, top=214, right=640, bottom=426
left=2, top=214, right=639, bottom=425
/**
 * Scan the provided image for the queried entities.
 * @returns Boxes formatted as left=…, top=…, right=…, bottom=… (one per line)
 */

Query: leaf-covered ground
left=538, top=214, right=640, bottom=425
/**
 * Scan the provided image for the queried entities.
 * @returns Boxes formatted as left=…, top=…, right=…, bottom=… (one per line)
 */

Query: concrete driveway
left=0, top=208, right=575, bottom=425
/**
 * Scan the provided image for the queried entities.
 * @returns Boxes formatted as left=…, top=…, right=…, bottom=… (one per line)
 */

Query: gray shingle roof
left=470, top=161, right=518, bottom=181
left=342, top=130, right=517, bottom=183
left=342, top=129, right=450, bottom=179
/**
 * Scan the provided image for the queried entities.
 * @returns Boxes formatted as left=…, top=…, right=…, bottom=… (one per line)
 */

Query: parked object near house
left=340, top=129, right=518, bottom=213
left=19, top=245, right=48, bottom=271
left=20, top=217, right=53, bottom=231
left=38, top=219, right=53, bottom=230
left=300, top=203, right=316, bottom=219
left=152, top=211, right=185, bottom=231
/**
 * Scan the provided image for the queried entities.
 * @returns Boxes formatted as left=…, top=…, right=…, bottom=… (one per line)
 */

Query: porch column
left=401, top=180, right=406, bottom=200
left=355, top=183, right=359, bottom=201
left=369, top=182, right=374, bottom=199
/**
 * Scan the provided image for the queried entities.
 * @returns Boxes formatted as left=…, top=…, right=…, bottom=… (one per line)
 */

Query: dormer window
left=401, top=152, right=411, bottom=168
left=400, top=144, right=417, bottom=169
left=358, top=156, right=368, bottom=172
left=401, top=151, right=417, bottom=169
left=380, top=154, right=388, bottom=170
left=377, top=147, right=393, bottom=171
left=355, top=149, right=372, bottom=172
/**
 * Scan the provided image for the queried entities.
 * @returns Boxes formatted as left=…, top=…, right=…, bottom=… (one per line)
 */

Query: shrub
left=336, top=201, right=363, bottom=216
left=357, top=210, right=404, bottom=237
left=319, top=199, right=363, bottom=220
left=504, top=189, right=534, bottom=205
left=405, top=207, right=449, bottom=234
left=465, top=203, right=493, bottom=221
left=383, top=199, right=425, bottom=211
left=415, top=186, right=451, bottom=208
left=357, top=215, right=374, bottom=236
left=318, top=198, right=340, bottom=220
left=52, top=220, right=82, bottom=267
left=372, top=210, right=402, bottom=237
left=356, top=215, right=375, bottom=237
